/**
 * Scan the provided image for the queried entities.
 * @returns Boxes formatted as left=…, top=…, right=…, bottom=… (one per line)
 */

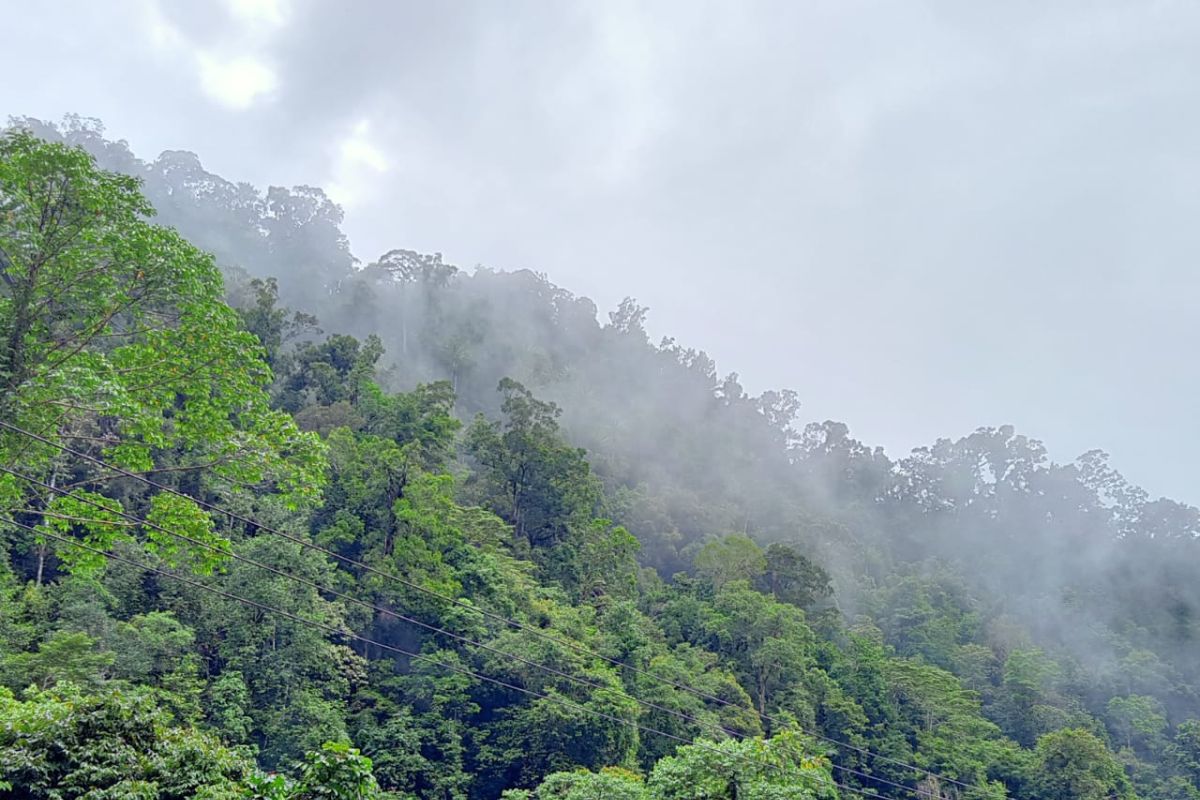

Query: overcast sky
left=3, top=0, right=1199, bottom=502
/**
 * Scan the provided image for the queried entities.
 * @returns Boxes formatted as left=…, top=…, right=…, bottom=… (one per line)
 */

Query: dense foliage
left=2, top=117, right=1199, bottom=799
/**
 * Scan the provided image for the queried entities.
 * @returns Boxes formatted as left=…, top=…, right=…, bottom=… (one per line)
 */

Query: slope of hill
left=1, top=116, right=1198, bottom=799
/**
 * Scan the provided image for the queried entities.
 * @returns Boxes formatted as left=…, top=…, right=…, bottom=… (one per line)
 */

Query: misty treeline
left=0, top=115, right=1197, bottom=799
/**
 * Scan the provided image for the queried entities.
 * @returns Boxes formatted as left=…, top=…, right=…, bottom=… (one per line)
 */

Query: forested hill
left=1, top=116, right=1198, bottom=800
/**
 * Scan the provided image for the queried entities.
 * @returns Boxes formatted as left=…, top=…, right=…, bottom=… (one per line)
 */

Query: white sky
left=4, top=0, right=1200, bottom=502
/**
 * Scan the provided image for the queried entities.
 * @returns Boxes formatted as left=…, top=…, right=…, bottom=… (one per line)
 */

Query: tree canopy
left=2, top=116, right=1198, bottom=800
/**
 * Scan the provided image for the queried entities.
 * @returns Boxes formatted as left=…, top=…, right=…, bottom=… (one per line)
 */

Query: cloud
left=7, top=0, right=1200, bottom=502
left=197, top=53, right=278, bottom=110
left=325, top=119, right=391, bottom=208
left=225, top=0, right=289, bottom=28
left=140, top=0, right=285, bottom=111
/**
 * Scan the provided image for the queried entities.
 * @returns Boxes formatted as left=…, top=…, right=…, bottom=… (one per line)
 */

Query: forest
left=1, top=116, right=1198, bottom=799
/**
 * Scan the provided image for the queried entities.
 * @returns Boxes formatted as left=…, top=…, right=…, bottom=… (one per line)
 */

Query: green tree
left=503, top=767, right=648, bottom=800
left=112, top=610, right=195, bottom=681
left=0, top=683, right=253, bottom=799
left=756, top=543, right=831, bottom=608
left=465, top=379, right=599, bottom=549
left=515, top=733, right=837, bottom=800
left=209, top=670, right=255, bottom=745
left=235, top=277, right=320, bottom=369
left=1170, top=720, right=1200, bottom=784
left=0, top=630, right=114, bottom=690
left=693, top=535, right=766, bottom=590
left=703, top=582, right=817, bottom=716
left=1107, top=695, right=1167, bottom=753
left=364, top=248, right=458, bottom=359
left=557, top=518, right=641, bottom=604
left=280, top=334, right=383, bottom=411
left=880, top=657, right=1009, bottom=791
left=290, top=741, right=383, bottom=800
left=1029, top=728, right=1136, bottom=800
left=647, top=731, right=837, bottom=800
left=472, top=623, right=641, bottom=796
left=197, top=536, right=354, bottom=768
left=0, top=130, right=324, bottom=572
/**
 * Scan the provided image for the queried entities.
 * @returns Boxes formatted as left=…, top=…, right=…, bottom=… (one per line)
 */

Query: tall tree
left=1029, top=728, right=1136, bottom=800
left=0, top=131, right=324, bottom=573
left=465, top=379, right=599, bottom=549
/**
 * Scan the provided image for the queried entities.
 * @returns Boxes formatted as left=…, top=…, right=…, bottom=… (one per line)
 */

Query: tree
left=365, top=249, right=458, bottom=358
left=877, top=656, right=1011, bottom=791
left=280, top=334, right=383, bottom=411
left=647, top=731, right=837, bottom=800
left=1171, top=719, right=1200, bottom=784
left=289, top=741, right=383, bottom=800
left=209, top=670, right=255, bottom=745
left=996, top=647, right=1064, bottom=746
left=757, top=543, right=831, bottom=608
left=0, top=130, right=324, bottom=574
left=503, top=767, right=648, bottom=800
left=472, top=624, right=641, bottom=796
left=465, top=379, right=599, bottom=549
left=199, top=535, right=355, bottom=769
left=357, top=379, right=460, bottom=470
left=235, top=277, right=320, bottom=369
left=703, top=582, right=817, bottom=716
left=562, top=518, right=641, bottom=604
left=260, top=185, right=354, bottom=309
left=1107, top=695, right=1167, bottom=753
left=0, top=630, right=114, bottom=690
left=794, top=420, right=892, bottom=506
left=515, top=733, right=837, bottom=800
left=1029, top=728, right=1136, bottom=800
left=0, top=683, right=254, bottom=799
left=693, top=535, right=766, bottom=590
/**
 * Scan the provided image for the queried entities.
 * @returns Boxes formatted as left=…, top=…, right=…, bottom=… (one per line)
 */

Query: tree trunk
left=0, top=279, right=36, bottom=407
left=34, top=467, right=60, bottom=587
left=400, top=283, right=408, bottom=357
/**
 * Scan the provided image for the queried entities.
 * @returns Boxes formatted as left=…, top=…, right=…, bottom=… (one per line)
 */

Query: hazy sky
left=4, top=0, right=1199, bottom=502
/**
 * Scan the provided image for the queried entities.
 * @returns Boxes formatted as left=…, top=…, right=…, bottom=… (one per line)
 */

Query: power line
left=0, top=419, right=980, bottom=794
left=0, top=419, right=978, bottom=793
left=0, top=463, right=938, bottom=800
left=3, top=515, right=910, bottom=800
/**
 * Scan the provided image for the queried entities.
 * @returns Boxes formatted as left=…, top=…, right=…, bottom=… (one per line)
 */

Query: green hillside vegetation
left=1, top=117, right=1198, bottom=799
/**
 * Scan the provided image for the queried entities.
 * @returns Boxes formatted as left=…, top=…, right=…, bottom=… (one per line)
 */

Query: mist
left=4, top=1, right=1200, bottom=503
left=20, top=116, right=1200, bottom=730
left=5, top=4, right=1200, bottom=798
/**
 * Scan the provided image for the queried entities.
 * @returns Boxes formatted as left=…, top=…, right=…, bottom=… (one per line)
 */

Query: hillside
left=1, top=117, right=1198, bottom=799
